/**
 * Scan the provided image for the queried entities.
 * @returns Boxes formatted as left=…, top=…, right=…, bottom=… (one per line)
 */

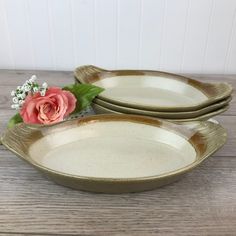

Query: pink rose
left=20, top=87, right=76, bottom=125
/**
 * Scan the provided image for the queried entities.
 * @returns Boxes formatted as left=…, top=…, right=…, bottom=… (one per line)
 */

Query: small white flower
left=19, top=100, right=25, bottom=106
left=42, top=82, right=48, bottom=88
left=24, top=84, right=31, bottom=92
left=18, top=93, right=26, bottom=100
left=17, top=86, right=21, bottom=90
left=40, top=89, right=46, bottom=96
left=11, top=90, right=15, bottom=96
left=29, top=75, right=37, bottom=83
left=11, top=104, right=19, bottom=109
left=16, top=93, right=22, bottom=98
left=12, top=97, right=19, bottom=104
left=21, top=93, right=26, bottom=99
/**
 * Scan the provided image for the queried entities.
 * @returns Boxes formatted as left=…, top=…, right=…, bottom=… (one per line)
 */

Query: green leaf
left=7, top=113, right=23, bottom=128
left=63, top=84, right=104, bottom=113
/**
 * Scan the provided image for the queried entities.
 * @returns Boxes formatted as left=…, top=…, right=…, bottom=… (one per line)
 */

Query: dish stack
left=74, top=65, right=233, bottom=122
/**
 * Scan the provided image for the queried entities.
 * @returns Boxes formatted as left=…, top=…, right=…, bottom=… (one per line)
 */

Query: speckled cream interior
left=29, top=121, right=197, bottom=178
left=93, top=75, right=208, bottom=107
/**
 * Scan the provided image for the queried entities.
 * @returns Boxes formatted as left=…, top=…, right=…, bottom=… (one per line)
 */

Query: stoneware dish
left=93, top=96, right=232, bottom=119
left=92, top=103, right=229, bottom=122
left=1, top=114, right=226, bottom=193
left=74, top=65, right=233, bottom=112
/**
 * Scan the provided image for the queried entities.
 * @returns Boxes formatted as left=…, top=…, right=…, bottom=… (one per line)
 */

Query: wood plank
left=0, top=233, right=58, bottom=236
left=0, top=69, right=74, bottom=86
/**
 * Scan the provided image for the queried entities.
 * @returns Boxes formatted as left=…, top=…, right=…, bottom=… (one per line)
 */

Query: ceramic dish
left=92, top=103, right=229, bottom=122
left=74, top=65, right=233, bottom=112
left=1, top=115, right=226, bottom=193
left=93, top=96, right=232, bottom=119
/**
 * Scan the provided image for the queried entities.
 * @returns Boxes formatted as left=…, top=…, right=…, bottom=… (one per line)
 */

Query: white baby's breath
left=10, top=75, right=49, bottom=110
left=16, top=93, right=22, bottom=98
left=42, top=82, right=48, bottom=88
left=29, top=75, right=37, bottom=83
left=40, top=89, right=46, bottom=96
left=18, top=93, right=26, bottom=100
left=12, top=97, right=19, bottom=104
left=19, top=100, right=25, bottom=106
left=24, top=84, right=31, bottom=92
left=11, top=104, right=19, bottom=109
left=40, top=91, right=46, bottom=96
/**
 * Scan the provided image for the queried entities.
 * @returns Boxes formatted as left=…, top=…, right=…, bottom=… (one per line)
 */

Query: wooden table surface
left=0, top=70, right=235, bottom=236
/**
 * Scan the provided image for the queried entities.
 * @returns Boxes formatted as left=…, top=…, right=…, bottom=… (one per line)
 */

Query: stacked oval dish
left=74, top=65, right=233, bottom=122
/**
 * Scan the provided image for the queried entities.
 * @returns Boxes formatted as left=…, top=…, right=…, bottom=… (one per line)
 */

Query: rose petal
left=62, top=90, right=77, bottom=116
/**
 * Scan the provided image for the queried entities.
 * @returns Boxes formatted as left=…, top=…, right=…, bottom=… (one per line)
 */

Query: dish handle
left=0, top=123, right=36, bottom=162
left=180, top=120, right=227, bottom=159
left=206, top=82, right=233, bottom=100
left=74, top=65, right=107, bottom=83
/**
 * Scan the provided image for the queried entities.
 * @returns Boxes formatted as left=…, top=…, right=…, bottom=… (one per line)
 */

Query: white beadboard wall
left=0, top=0, right=236, bottom=74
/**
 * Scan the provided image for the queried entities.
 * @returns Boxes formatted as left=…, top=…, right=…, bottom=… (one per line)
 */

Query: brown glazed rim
left=1, top=114, right=227, bottom=183
left=74, top=65, right=233, bottom=112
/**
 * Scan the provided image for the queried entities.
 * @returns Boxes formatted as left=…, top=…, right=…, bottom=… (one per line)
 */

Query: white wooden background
left=0, top=0, right=236, bottom=74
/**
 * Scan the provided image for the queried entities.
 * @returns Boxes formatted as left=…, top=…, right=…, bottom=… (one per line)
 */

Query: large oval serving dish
left=74, top=65, right=233, bottom=112
left=1, top=115, right=226, bottom=193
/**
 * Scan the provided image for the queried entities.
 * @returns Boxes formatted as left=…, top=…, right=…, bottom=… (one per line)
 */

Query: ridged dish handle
left=179, top=120, right=227, bottom=159
left=74, top=65, right=106, bottom=84
left=0, top=123, right=36, bottom=160
left=207, top=82, right=233, bottom=100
